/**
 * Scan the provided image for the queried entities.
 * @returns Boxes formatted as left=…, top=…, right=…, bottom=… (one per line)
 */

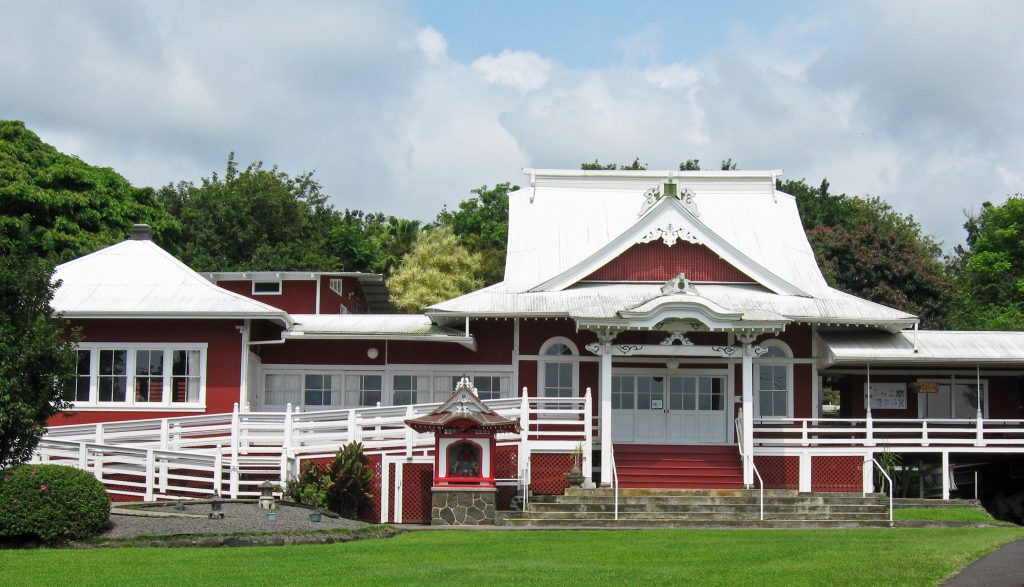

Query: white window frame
left=754, top=339, right=794, bottom=419
left=537, top=337, right=580, bottom=411
left=252, top=280, right=282, bottom=295
left=66, top=343, right=208, bottom=411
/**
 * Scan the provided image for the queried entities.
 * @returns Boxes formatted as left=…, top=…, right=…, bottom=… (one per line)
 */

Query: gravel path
left=104, top=502, right=366, bottom=538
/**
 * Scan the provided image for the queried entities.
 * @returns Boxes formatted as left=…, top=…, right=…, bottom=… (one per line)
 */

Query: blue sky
left=1, top=0, right=1022, bottom=249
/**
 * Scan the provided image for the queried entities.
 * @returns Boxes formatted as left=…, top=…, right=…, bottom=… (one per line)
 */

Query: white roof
left=505, top=169, right=827, bottom=295
left=52, top=239, right=292, bottom=324
left=285, top=314, right=474, bottom=348
left=431, top=169, right=916, bottom=329
left=819, top=330, right=1024, bottom=366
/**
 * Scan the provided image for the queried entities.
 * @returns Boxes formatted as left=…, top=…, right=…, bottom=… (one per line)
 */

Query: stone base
left=431, top=487, right=497, bottom=526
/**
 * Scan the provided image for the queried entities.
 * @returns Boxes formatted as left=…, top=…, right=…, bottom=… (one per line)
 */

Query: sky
left=2, top=0, right=1022, bottom=250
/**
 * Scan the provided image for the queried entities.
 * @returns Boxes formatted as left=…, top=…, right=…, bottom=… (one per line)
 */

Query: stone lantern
left=405, top=378, right=519, bottom=526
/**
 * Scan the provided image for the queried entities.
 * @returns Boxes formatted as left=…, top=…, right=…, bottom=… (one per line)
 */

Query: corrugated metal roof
left=52, top=240, right=291, bottom=323
left=819, top=330, right=1024, bottom=365
left=286, top=314, right=470, bottom=340
left=430, top=282, right=915, bottom=328
left=505, top=169, right=829, bottom=296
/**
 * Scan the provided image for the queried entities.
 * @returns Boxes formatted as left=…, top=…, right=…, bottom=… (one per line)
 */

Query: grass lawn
left=2, top=528, right=1022, bottom=586
left=895, top=507, right=1008, bottom=523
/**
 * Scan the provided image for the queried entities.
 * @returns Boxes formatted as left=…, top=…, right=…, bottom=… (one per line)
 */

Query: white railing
left=735, top=410, right=764, bottom=520
left=39, top=392, right=589, bottom=501
left=608, top=444, right=619, bottom=521
left=865, top=457, right=894, bottom=526
left=753, top=417, right=1024, bottom=449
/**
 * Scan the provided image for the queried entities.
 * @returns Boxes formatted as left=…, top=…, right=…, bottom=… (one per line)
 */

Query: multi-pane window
left=304, top=374, right=341, bottom=407
left=65, top=350, right=91, bottom=402
left=611, top=376, right=634, bottom=410
left=698, top=377, right=724, bottom=411
left=636, top=376, right=665, bottom=411
left=172, top=350, right=202, bottom=403
left=472, top=376, right=505, bottom=400
left=63, top=345, right=207, bottom=408
left=98, top=350, right=128, bottom=402
left=135, top=350, right=164, bottom=403
left=265, top=374, right=301, bottom=406
left=756, top=344, right=791, bottom=417
left=392, top=375, right=425, bottom=405
left=346, top=374, right=382, bottom=407
left=669, top=377, right=696, bottom=411
left=921, top=381, right=988, bottom=419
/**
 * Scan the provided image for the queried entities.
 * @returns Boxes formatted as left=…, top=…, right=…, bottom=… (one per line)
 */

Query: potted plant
left=565, top=443, right=585, bottom=487
left=301, top=478, right=330, bottom=522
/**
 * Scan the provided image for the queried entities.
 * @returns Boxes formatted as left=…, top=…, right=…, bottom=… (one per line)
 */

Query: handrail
left=865, top=457, right=895, bottom=526
left=608, top=444, right=619, bottom=521
left=735, top=411, right=764, bottom=521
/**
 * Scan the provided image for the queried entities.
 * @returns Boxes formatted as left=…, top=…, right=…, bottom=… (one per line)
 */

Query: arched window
left=755, top=340, right=793, bottom=418
left=538, top=337, right=579, bottom=408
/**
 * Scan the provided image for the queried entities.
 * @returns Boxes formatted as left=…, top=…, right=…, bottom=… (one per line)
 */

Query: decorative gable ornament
left=638, top=184, right=700, bottom=217
left=637, top=223, right=702, bottom=247
left=661, top=330, right=695, bottom=346
left=660, top=272, right=697, bottom=296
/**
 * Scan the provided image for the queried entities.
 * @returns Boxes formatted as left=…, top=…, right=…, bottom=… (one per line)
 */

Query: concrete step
left=893, top=498, right=983, bottom=509
left=535, top=495, right=886, bottom=507
left=560, top=488, right=885, bottom=498
left=528, top=503, right=888, bottom=515
left=508, top=511, right=888, bottom=522
left=500, top=517, right=893, bottom=529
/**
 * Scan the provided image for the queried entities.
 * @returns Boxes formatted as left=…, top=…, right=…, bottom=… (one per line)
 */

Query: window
left=304, top=374, right=341, bottom=407
left=540, top=338, right=579, bottom=410
left=346, top=374, right=382, bottom=407
left=265, top=374, right=301, bottom=406
left=392, top=375, right=426, bottom=405
left=920, top=380, right=988, bottom=419
left=472, top=375, right=506, bottom=401
left=328, top=278, right=344, bottom=296
left=699, top=377, right=724, bottom=411
left=98, top=350, right=128, bottom=402
left=134, top=349, right=164, bottom=403
left=669, top=377, right=696, bottom=410
left=67, top=344, right=206, bottom=409
left=612, top=376, right=634, bottom=410
left=252, top=280, right=282, bottom=295
left=432, top=374, right=509, bottom=402
left=636, top=376, right=664, bottom=411
left=172, top=350, right=201, bottom=403
left=755, top=341, right=792, bottom=418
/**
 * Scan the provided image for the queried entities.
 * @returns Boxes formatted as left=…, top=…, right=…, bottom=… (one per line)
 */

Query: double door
left=612, top=373, right=729, bottom=444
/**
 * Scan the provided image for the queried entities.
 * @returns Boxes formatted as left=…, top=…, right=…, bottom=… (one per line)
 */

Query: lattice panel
left=363, top=454, right=383, bottom=523
left=754, top=456, right=799, bottom=490
left=495, top=445, right=519, bottom=479
left=811, top=456, right=863, bottom=492
left=530, top=453, right=572, bottom=495
left=496, top=486, right=518, bottom=510
left=401, top=463, right=433, bottom=524
left=583, top=241, right=754, bottom=283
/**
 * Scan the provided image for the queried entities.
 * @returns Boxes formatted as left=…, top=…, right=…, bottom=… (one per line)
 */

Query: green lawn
left=2, top=528, right=1021, bottom=586
left=895, top=507, right=1007, bottom=523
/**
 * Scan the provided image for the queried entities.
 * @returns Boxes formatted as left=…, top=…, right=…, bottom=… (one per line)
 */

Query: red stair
left=613, top=444, right=745, bottom=489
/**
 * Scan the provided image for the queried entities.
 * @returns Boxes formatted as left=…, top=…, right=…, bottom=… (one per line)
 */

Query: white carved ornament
left=660, top=330, right=695, bottom=346
left=638, top=223, right=702, bottom=247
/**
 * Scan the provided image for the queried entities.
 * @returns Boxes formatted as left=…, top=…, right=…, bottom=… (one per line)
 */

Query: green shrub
left=287, top=443, right=374, bottom=519
left=0, top=464, right=110, bottom=543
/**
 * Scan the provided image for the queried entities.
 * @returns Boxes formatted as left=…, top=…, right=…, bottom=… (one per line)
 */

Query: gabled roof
left=405, top=380, right=519, bottom=433
left=52, top=239, right=292, bottom=325
left=533, top=194, right=808, bottom=296
left=505, top=168, right=829, bottom=295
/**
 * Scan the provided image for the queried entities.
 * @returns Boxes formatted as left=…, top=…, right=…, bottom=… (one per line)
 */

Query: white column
left=941, top=451, right=950, bottom=500
left=741, top=344, right=754, bottom=487
left=599, top=344, right=614, bottom=487
left=583, top=387, right=594, bottom=487
left=238, top=321, right=250, bottom=411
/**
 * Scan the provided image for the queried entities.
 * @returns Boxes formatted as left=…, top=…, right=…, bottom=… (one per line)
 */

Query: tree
left=720, top=158, right=737, bottom=170
left=436, top=183, right=516, bottom=285
left=781, top=178, right=952, bottom=328
left=388, top=226, right=483, bottom=312
left=621, top=157, right=647, bottom=170
left=0, top=217, right=77, bottom=469
left=0, top=120, right=176, bottom=263
left=581, top=159, right=617, bottom=170
left=156, top=154, right=336, bottom=272
left=949, top=195, right=1024, bottom=329
left=679, top=159, right=701, bottom=171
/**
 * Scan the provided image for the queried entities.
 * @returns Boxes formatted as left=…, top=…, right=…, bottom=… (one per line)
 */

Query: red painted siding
left=50, top=319, right=244, bottom=425
left=217, top=280, right=316, bottom=314
left=583, top=241, right=754, bottom=283
left=840, top=373, right=1023, bottom=419
left=318, top=275, right=364, bottom=314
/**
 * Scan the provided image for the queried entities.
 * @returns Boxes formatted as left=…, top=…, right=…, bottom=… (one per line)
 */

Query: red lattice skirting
left=754, top=456, right=799, bottom=490
left=811, top=456, right=863, bottom=492
left=530, top=453, right=572, bottom=495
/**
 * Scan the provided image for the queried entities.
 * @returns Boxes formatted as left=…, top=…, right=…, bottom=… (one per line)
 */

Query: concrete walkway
left=944, top=538, right=1024, bottom=586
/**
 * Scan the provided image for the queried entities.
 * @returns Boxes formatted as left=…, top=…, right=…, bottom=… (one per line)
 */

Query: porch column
left=599, top=341, right=614, bottom=487
left=740, top=338, right=755, bottom=487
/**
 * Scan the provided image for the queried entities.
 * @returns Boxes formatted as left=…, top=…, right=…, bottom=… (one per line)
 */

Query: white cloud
left=1, top=0, right=1022, bottom=249
left=471, top=50, right=553, bottom=92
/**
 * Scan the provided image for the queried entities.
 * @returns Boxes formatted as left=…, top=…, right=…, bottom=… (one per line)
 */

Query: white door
left=634, top=376, right=667, bottom=443
left=611, top=376, right=635, bottom=442
left=695, top=376, right=728, bottom=443
left=667, top=376, right=697, bottom=443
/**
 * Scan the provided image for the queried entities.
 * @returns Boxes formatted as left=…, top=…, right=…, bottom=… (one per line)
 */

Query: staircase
left=501, top=488, right=892, bottom=528
left=615, top=444, right=744, bottom=489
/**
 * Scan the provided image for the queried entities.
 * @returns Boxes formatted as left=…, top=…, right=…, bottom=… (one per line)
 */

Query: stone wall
left=431, top=489, right=496, bottom=525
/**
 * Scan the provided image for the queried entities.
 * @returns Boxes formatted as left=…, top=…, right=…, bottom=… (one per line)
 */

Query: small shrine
left=405, top=377, right=519, bottom=525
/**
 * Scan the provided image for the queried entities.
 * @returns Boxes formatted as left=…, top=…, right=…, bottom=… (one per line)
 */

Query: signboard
left=911, top=381, right=941, bottom=394
left=863, top=382, right=907, bottom=410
